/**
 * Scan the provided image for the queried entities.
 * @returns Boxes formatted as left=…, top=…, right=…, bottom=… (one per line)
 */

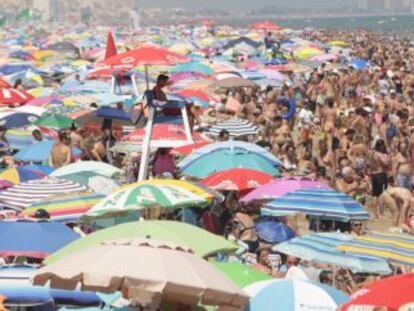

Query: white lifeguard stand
left=110, top=71, right=140, bottom=96
left=137, top=91, right=193, bottom=181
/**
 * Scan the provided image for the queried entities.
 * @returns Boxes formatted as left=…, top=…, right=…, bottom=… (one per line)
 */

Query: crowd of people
left=1, top=26, right=414, bottom=297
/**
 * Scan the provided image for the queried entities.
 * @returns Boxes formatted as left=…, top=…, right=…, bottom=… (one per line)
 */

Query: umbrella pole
left=131, top=73, right=139, bottom=96
left=181, top=104, right=193, bottom=142
left=110, top=76, right=116, bottom=94
left=138, top=105, right=155, bottom=181
left=145, top=65, right=149, bottom=90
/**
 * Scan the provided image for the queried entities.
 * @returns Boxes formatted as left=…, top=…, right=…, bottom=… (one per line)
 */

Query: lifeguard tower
left=137, top=91, right=193, bottom=181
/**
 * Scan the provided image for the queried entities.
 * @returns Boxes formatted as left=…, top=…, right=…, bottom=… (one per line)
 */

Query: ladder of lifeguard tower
left=137, top=99, right=193, bottom=181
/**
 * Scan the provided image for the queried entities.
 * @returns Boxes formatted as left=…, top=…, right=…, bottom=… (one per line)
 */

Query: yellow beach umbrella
left=328, top=40, right=349, bottom=48
left=33, top=50, right=56, bottom=61
left=296, top=47, right=323, bottom=60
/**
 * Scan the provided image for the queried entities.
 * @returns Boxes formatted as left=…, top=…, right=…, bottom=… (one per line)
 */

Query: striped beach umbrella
left=0, top=178, right=89, bottom=211
left=262, top=188, right=369, bottom=221
left=245, top=279, right=349, bottom=311
left=87, top=179, right=214, bottom=217
left=337, top=231, right=414, bottom=266
left=207, top=118, right=259, bottom=137
left=21, top=192, right=105, bottom=222
left=273, top=233, right=391, bottom=275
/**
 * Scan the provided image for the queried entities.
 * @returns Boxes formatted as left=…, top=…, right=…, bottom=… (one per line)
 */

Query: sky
left=133, top=0, right=355, bottom=11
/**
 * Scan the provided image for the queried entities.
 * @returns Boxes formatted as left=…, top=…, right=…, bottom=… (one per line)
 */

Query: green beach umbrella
left=87, top=182, right=208, bottom=217
left=58, top=171, right=120, bottom=195
left=170, top=62, right=214, bottom=75
left=212, top=262, right=272, bottom=287
left=44, top=220, right=237, bottom=264
left=50, top=161, right=122, bottom=178
left=34, top=114, right=76, bottom=130
left=181, top=149, right=280, bottom=179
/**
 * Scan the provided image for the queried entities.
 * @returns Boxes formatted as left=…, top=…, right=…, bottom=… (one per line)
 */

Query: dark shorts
left=371, top=172, right=388, bottom=197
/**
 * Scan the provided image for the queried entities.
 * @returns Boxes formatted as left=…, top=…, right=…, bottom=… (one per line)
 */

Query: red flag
left=104, top=31, right=117, bottom=60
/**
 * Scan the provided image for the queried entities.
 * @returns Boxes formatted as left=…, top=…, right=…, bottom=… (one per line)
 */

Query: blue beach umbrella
left=20, top=164, right=55, bottom=175
left=256, top=220, right=295, bottom=244
left=262, top=188, right=369, bottom=221
left=179, top=141, right=281, bottom=169
left=180, top=149, right=280, bottom=179
left=170, top=62, right=214, bottom=75
left=0, top=221, right=80, bottom=259
left=0, top=285, right=101, bottom=307
left=14, top=140, right=81, bottom=163
left=273, top=233, right=392, bottom=275
left=0, top=112, right=39, bottom=128
left=245, top=279, right=349, bottom=311
left=349, top=59, right=368, bottom=70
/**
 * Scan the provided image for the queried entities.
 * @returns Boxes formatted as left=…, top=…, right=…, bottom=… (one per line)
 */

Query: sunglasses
left=352, top=223, right=362, bottom=227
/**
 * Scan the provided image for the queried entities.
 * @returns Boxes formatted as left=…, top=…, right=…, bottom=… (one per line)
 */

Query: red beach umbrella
left=200, top=168, right=273, bottom=193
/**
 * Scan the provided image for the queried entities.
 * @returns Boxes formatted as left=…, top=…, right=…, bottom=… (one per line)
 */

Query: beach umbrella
left=251, top=21, right=283, bottom=31
left=0, top=286, right=101, bottom=308
left=20, top=164, right=55, bottom=175
left=9, top=51, right=35, bottom=61
left=0, top=177, right=88, bottom=211
left=328, top=40, right=349, bottom=48
left=311, top=53, right=338, bottom=62
left=212, top=262, right=272, bottom=287
left=45, top=220, right=237, bottom=264
left=50, top=161, right=122, bottom=178
left=122, top=124, right=208, bottom=145
left=256, top=220, right=295, bottom=243
left=21, top=192, right=105, bottom=223
left=0, top=180, right=13, bottom=190
left=170, top=61, right=213, bottom=75
left=104, top=46, right=190, bottom=68
left=273, top=233, right=392, bottom=275
left=295, top=47, right=324, bottom=60
left=200, top=168, right=272, bottom=193
left=349, top=59, right=368, bottom=70
left=34, top=238, right=248, bottom=310
left=173, top=89, right=218, bottom=106
left=34, top=114, right=76, bottom=130
left=13, top=140, right=81, bottom=163
left=6, top=128, right=57, bottom=151
left=206, top=118, right=260, bottom=137
left=340, top=273, right=414, bottom=311
left=171, top=142, right=211, bottom=156
left=337, top=231, right=414, bottom=266
left=0, top=111, right=39, bottom=128
left=179, top=141, right=281, bottom=169
left=180, top=149, right=280, bottom=179
left=0, top=221, right=79, bottom=259
left=0, top=64, right=35, bottom=75
left=0, top=167, right=46, bottom=185
left=263, top=188, right=369, bottom=221
left=87, top=180, right=211, bottom=217
left=0, top=78, right=10, bottom=88
left=0, top=87, right=34, bottom=105
left=104, top=31, right=117, bottom=60
left=223, top=37, right=261, bottom=50
left=245, top=279, right=348, bottom=311
left=56, top=171, right=119, bottom=195
left=241, top=176, right=331, bottom=202
left=212, top=77, right=256, bottom=88
left=0, top=286, right=53, bottom=306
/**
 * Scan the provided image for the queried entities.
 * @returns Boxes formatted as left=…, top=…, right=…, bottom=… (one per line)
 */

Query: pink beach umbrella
left=241, top=176, right=331, bottom=203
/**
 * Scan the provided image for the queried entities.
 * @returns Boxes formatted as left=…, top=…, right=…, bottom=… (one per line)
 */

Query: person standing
left=49, top=132, right=73, bottom=168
